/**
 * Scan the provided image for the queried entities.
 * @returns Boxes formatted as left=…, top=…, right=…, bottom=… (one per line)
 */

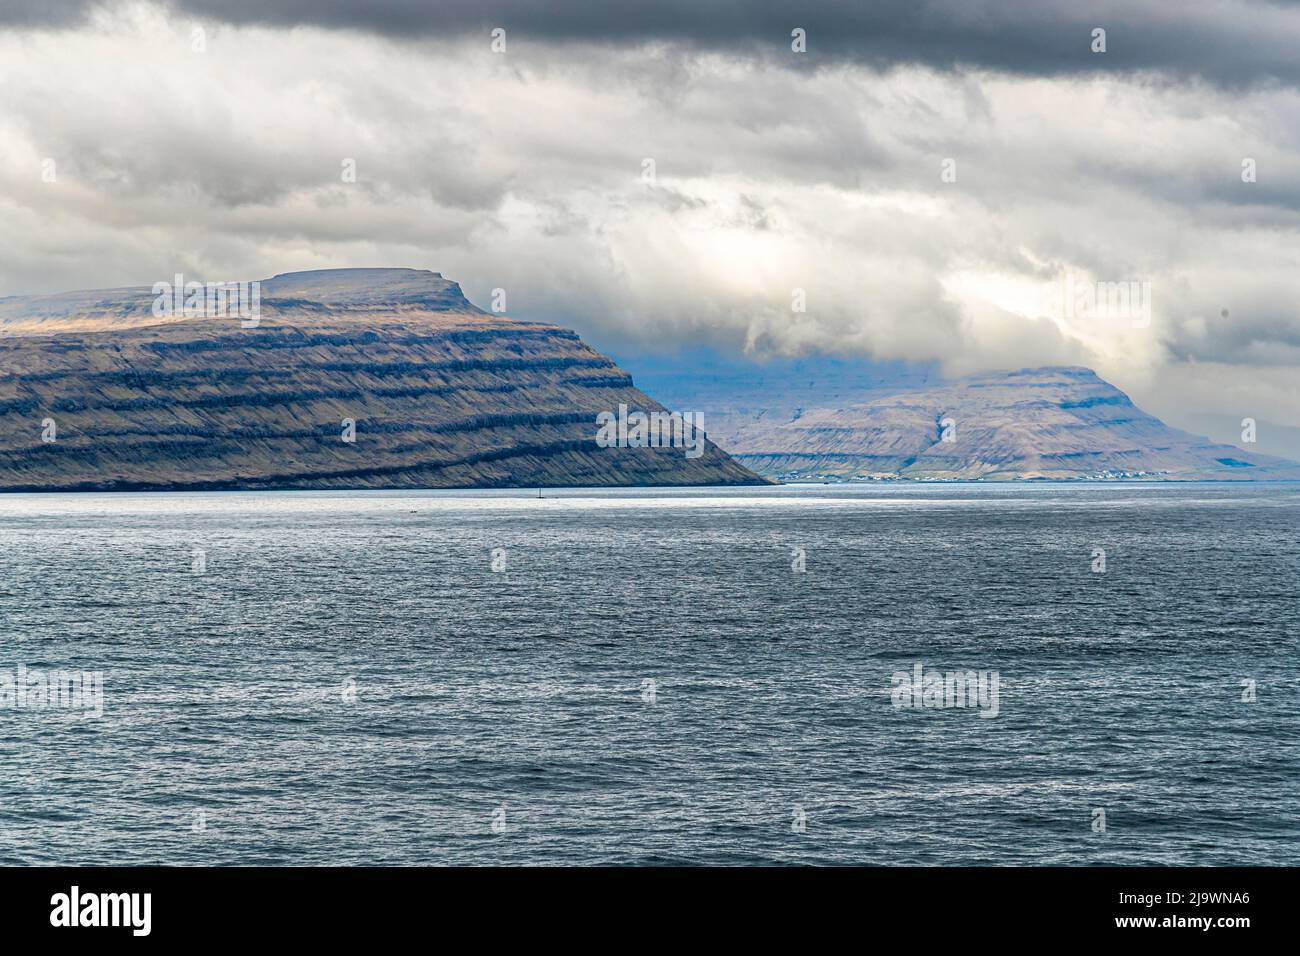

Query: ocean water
left=0, top=483, right=1296, bottom=865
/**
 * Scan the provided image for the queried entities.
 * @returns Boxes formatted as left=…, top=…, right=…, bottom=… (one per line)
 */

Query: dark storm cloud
left=10, top=1, right=1300, bottom=88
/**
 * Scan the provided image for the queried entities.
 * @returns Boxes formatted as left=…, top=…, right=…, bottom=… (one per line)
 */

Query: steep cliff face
left=714, top=366, right=1300, bottom=480
left=0, top=269, right=761, bottom=491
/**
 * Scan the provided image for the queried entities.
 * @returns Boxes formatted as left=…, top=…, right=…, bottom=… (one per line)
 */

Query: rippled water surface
left=1, top=483, right=1297, bottom=864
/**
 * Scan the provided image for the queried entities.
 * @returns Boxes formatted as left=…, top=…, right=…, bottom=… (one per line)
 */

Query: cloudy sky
left=2, top=0, right=1299, bottom=436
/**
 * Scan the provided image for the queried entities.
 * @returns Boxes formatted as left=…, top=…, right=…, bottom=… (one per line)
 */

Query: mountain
left=0, top=269, right=762, bottom=491
left=611, top=348, right=943, bottom=447
left=629, top=361, right=1300, bottom=481
left=1171, top=410, right=1300, bottom=464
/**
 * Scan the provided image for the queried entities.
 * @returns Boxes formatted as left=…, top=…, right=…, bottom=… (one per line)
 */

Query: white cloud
left=1, top=2, right=1299, bottom=427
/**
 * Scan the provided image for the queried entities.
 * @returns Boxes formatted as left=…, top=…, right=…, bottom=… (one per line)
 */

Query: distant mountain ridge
left=0, top=267, right=482, bottom=335
left=626, top=357, right=1300, bottom=481
left=0, top=269, right=762, bottom=491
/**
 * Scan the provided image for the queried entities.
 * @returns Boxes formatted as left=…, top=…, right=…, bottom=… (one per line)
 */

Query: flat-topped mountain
left=647, top=363, right=1300, bottom=481
left=0, top=268, right=761, bottom=491
left=0, top=267, right=480, bottom=335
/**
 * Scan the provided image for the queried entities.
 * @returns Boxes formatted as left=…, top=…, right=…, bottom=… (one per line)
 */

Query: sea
left=0, top=482, right=1296, bottom=865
